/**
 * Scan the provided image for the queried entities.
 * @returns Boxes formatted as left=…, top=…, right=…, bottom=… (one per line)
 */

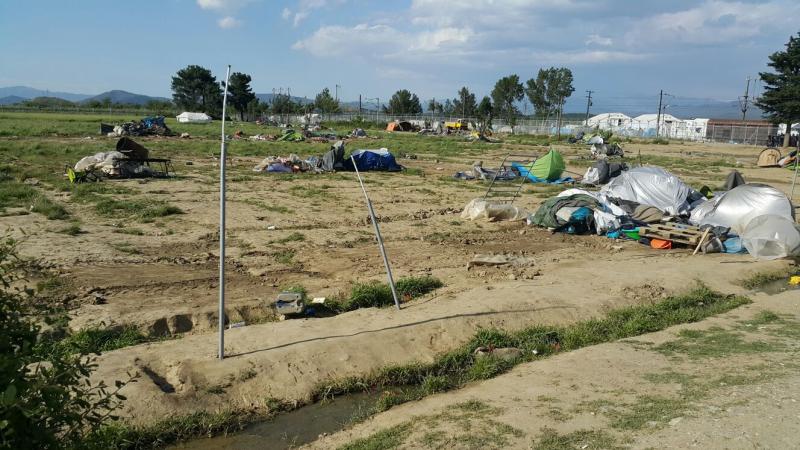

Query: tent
left=277, top=129, right=305, bottom=142
left=345, top=149, right=402, bottom=171
left=516, top=150, right=565, bottom=181
left=757, top=148, right=781, bottom=167
left=386, top=121, right=413, bottom=132
left=600, top=167, right=698, bottom=215
left=176, top=112, right=212, bottom=124
left=689, top=184, right=794, bottom=233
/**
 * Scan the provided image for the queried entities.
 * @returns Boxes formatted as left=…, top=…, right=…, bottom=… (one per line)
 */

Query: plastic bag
left=461, top=198, right=528, bottom=221
left=741, top=214, right=800, bottom=260
left=690, top=184, right=794, bottom=233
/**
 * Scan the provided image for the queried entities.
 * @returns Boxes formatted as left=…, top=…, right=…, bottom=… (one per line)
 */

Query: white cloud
left=585, top=34, right=613, bottom=47
left=282, top=0, right=334, bottom=27
left=218, top=16, right=241, bottom=28
left=625, top=0, right=799, bottom=46
left=196, top=0, right=251, bottom=12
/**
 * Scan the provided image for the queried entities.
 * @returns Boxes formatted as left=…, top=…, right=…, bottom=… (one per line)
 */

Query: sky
left=1, top=0, right=799, bottom=112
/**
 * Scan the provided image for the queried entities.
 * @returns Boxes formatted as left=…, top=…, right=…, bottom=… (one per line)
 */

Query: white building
left=631, top=113, right=683, bottom=137
left=587, top=113, right=632, bottom=130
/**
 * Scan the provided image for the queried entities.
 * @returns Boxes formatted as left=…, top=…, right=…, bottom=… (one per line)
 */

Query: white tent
left=587, top=113, right=631, bottom=130
left=176, top=112, right=212, bottom=124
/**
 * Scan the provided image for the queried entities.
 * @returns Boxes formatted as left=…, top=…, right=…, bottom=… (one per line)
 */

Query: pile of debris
left=463, top=165, right=799, bottom=260
left=252, top=140, right=403, bottom=174
left=101, top=116, right=173, bottom=137
left=70, top=138, right=173, bottom=180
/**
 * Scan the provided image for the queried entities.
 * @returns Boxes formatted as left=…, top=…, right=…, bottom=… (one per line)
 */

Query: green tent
left=526, top=149, right=565, bottom=181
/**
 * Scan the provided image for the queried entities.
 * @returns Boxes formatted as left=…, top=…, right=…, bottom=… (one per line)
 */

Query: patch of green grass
left=740, top=269, right=792, bottom=289
left=36, top=326, right=153, bottom=358
left=608, top=395, right=688, bottom=430
left=109, top=242, right=142, bottom=255
left=273, top=249, right=295, bottom=264
left=0, top=176, right=69, bottom=219
left=288, top=185, right=332, bottom=199
left=532, top=427, right=622, bottom=450
left=403, top=167, right=424, bottom=176
left=270, top=232, right=305, bottom=244
left=327, top=276, right=444, bottom=312
left=95, top=198, right=182, bottom=221
left=58, top=222, right=83, bottom=235
left=338, top=423, right=412, bottom=450
left=653, top=326, right=781, bottom=359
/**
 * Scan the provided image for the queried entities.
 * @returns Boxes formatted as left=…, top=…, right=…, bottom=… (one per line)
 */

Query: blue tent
left=345, top=149, right=402, bottom=172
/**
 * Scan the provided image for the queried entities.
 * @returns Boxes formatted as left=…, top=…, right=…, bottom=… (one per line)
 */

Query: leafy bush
left=0, top=237, right=135, bottom=448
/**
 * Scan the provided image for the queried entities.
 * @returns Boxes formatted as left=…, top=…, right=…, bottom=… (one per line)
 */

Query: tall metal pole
left=218, top=65, right=231, bottom=360
left=655, top=89, right=663, bottom=138
left=584, top=90, right=594, bottom=125
left=351, top=156, right=401, bottom=310
left=741, top=76, right=751, bottom=121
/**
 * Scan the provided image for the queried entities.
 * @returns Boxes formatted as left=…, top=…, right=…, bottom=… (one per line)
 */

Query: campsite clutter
left=252, top=140, right=402, bottom=174
left=69, top=137, right=174, bottom=182
left=460, top=146, right=799, bottom=260
left=101, top=116, right=173, bottom=137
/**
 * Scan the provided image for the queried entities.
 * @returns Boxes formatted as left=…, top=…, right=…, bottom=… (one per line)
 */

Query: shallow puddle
left=173, top=392, right=380, bottom=449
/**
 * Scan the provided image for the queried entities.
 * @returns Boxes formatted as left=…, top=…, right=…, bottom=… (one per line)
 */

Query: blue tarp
left=346, top=149, right=402, bottom=172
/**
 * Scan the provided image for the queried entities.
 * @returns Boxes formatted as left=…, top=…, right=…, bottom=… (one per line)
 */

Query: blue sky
left=1, top=0, right=799, bottom=111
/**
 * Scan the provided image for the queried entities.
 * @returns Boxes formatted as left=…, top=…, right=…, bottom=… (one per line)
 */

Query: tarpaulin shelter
left=277, top=129, right=305, bottom=142
left=741, top=214, right=800, bottom=260
left=386, top=121, right=413, bottom=132
left=689, top=184, right=794, bottom=233
left=345, top=149, right=402, bottom=171
left=600, top=167, right=698, bottom=215
left=176, top=112, right=212, bottom=124
left=322, top=141, right=346, bottom=171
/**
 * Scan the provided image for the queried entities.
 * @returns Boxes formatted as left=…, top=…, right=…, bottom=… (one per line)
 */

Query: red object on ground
left=650, top=238, right=672, bottom=250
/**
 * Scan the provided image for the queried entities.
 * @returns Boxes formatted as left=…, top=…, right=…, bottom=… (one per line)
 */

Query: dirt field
left=1, top=112, right=798, bottom=446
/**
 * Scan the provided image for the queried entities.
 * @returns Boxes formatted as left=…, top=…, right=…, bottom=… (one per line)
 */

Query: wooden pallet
left=638, top=223, right=704, bottom=246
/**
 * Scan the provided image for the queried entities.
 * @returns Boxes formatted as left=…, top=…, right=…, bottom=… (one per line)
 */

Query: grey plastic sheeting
left=689, top=184, right=795, bottom=233
left=600, top=167, right=695, bottom=215
left=741, top=214, right=800, bottom=260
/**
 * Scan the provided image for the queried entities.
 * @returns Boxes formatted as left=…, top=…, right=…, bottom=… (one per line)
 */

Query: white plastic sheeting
left=600, top=167, right=695, bottom=215
left=741, top=215, right=800, bottom=260
left=461, top=198, right=528, bottom=222
left=176, top=112, right=212, bottom=123
left=556, top=188, right=627, bottom=234
left=689, top=184, right=795, bottom=233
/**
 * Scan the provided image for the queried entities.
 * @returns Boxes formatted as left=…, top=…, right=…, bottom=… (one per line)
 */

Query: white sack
left=461, top=198, right=528, bottom=221
left=741, top=214, right=800, bottom=260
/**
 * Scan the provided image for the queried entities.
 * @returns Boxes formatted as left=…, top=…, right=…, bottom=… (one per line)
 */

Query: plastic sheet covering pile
left=689, top=184, right=795, bottom=233
left=600, top=167, right=695, bottom=215
left=741, top=215, right=800, bottom=260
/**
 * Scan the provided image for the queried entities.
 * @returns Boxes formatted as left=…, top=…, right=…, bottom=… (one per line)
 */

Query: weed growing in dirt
left=58, top=223, right=83, bottom=235
left=339, top=423, right=412, bottom=450
left=109, top=242, right=142, bottom=255
left=531, top=427, right=623, bottom=450
left=740, top=269, right=794, bottom=289
left=36, top=326, right=153, bottom=358
left=113, top=227, right=145, bottom=236
left=95, top=198, right=182, bottom=221
left=0, top=172, right=69, bottom=219
left=270, top=232, right=305, bottom=244
left=326, top=276, right=444, bottom=312
left=652, top=327, right=780, bottom=359
left=273, top=249, right=295, bottom=264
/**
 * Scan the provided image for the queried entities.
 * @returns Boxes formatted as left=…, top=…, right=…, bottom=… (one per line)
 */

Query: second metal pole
left=351, top=156, right=401, bottom=310
left=219, top=65, right=231, bottom=360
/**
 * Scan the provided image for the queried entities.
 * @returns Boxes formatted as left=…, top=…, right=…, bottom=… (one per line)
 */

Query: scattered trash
left=228, top=321, right=246, bottom=329
left=105, top=116, right=172, bottom=137
left=461, top=198, right=528, bottom=222
left=311, top=297, right=327, bottom=304
left=473, top=346, right=523, bottom=362
left=176, top=112, right=212, bottom=124
left=273, top=292, right=305, bottom=316
left=468, top=254, right=536, bottom=269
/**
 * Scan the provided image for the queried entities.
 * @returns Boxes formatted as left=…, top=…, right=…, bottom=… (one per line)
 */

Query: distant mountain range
left=0, top=85, right=766, bottom=119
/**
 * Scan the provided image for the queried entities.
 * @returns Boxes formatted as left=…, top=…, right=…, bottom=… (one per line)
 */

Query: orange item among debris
left=650, top=239, right=672, bottom=250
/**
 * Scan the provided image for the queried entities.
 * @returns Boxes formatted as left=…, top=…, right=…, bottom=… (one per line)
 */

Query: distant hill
left=0, top=95, right=26, bottom=105
left=0, top=86, right=91, bottom=102
left=81, top=90, right=171, bottom=106
left=21, top=96, right=76, bottom=108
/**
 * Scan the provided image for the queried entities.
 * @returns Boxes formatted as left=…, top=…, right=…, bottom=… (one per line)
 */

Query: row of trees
left=169, top=64, right=576, bottom=122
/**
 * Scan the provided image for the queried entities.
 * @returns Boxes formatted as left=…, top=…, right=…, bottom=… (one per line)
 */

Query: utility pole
left=335, top=84, right=340, bottom=102
left=584, top=90, right=594, bottom=125
left=359, top=94, right=362, bottom=114
left=740, top=76, right=752, bottom=121
left=655, top=89, right=664, bottom=138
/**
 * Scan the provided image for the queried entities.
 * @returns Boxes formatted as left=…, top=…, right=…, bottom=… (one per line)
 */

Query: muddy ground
left=1, top=120, right=798, bottom=445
